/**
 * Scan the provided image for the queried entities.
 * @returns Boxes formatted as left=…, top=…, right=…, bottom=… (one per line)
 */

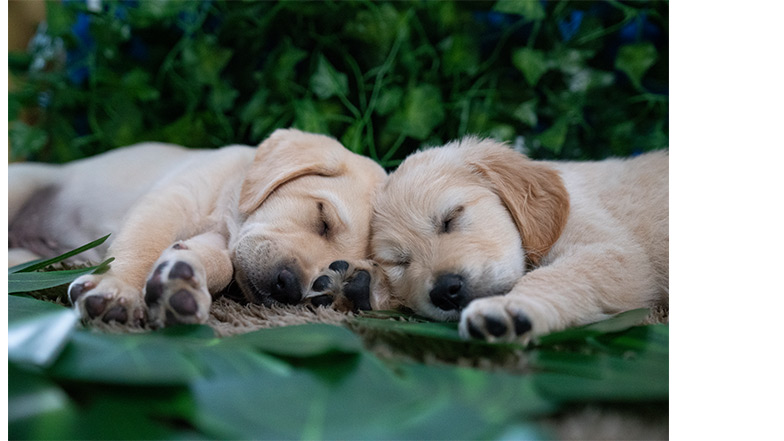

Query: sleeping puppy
left=369, top=137, right=668, bottom=342
left=8, top=129, right=386, bottom=327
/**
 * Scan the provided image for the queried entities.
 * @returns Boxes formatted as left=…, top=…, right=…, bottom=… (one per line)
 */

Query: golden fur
left=371, top=137, right=668, bottom=341
left=8, top=129, right=386, bottom=327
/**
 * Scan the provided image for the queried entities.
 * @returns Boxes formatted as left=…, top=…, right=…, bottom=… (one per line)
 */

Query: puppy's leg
left=459, top=244, right=660, bottom=342
left=144, top=231, right=232, bottom=327
left=68, top=186, right=221, bottom=326
left=304, top=260, right=390, bottom=312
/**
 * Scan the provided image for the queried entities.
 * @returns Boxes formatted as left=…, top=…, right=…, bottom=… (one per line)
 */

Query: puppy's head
left=371, top=138, right=569, bottom=320
left=232, top=128, right=386, bottom=307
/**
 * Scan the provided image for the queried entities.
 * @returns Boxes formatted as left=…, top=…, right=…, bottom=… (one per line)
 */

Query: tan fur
left=8, top=129, right=386, bottom=327
left=371, top=137, right=668, bottom=340
left=463, top=140, right=570, bottom=267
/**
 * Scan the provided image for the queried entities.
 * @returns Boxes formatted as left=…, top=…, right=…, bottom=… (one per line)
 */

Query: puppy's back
left=550, top=151, right=669, bottom=296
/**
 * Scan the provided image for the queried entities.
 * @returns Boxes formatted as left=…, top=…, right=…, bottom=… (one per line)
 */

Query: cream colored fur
left=371, top=138, right=668, bottom=341
left=8, top=129, right=386, bottom=327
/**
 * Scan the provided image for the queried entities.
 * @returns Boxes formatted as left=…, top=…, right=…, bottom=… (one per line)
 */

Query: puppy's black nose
left=429, top=273, right=466, bottom=311
left=270, top=267, right=302, bottom=304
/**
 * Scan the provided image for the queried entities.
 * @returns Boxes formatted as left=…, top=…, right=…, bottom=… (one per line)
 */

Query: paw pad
left=311, top=275, right=331, bottom=292
left=69, top=281, right=94, bottom=303
left=484, top=316, right=508, bottom=337
left=144, top=257, right=210, bottom=327
left=512, top=312, right=532, bottom=335
left=85, top=295, right=108, bottom=319
left=169, top=289, right=198, bottom=315
left=329, top=260, right=349, bottom=272
left=102, top=305, right=128, bottom=324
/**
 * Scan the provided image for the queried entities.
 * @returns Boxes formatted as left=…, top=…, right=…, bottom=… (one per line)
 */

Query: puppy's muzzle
left=429, top=273, right=467, bottom=311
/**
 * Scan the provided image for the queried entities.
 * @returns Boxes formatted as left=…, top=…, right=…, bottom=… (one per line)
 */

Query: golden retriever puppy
left=370, top=137, right=668, bottom=341
left=8, top=129, right=386, bottom=327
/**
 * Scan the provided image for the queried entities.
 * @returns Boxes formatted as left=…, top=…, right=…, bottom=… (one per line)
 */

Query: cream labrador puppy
left=369, top=137, right=668, bottom=342
left=8, top=129, right=386, bottom=327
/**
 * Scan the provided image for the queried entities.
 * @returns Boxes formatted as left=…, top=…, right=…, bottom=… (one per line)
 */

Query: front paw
left=69, top=275, right=147, bottom=326
left=305, top=260, right=373, bottom=312
left=144, top=255, right=211, bottom=327
left=458, top=298, right=533, bottom=343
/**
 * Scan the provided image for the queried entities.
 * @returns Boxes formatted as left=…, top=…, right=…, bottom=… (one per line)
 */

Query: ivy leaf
left=293, top=100, right=329, bottom=134
left=440, top=35, right=480, bottom=76
left=182, top=36, right=233, bottom=86
left=310, top=55, right=349, bottom=100
left=493, top=0, right=546, bottom=21
left=240, top=90, right=269, bottom=126
left=615, top=42, right=658, bottom=88
left=9, top=122, right=48, bottom=159
left=389, top=84, right=445, bottom=140
left=209, top=82, right=240, bottom=113
left=513, top=99, right=539, bottom=127
left=341, top=120, right=364, bottom=153
left=375, top=86, right=403, bottom=116
left=538, top=118, right=569, bottom=154
left=512, top=48, right=550, bottom=86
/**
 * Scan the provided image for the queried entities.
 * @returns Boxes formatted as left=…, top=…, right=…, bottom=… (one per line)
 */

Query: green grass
left=8, top=238, right=668, bottom=440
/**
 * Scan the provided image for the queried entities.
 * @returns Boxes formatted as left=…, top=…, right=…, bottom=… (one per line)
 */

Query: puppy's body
left=8, top=129, right=386, bottom=327
left=9, top=143, right=249, bottom=266
left=371, top=138, right=668, bottom=341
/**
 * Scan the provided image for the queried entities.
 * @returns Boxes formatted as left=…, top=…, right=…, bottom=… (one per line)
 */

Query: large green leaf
left=191, top=354, right=555, bottom=440
left=535, top=308, right=653, bottom=346
left=531, top=347, right=668, bottom=402
left=48, top=330, right=209, bottom=385
left=8, top=364, right=80, bottom=440
left=8, top=297, right=79, bottom=367
left=224, top=323, right=364, bottom=358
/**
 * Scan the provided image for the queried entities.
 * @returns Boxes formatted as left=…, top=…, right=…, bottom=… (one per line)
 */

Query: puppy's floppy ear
left=239, top=128, right=347, bottom=214
left=466, top=141, right=570, bottom=267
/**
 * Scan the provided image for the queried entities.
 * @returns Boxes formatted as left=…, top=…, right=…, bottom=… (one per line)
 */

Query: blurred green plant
left=8, top=236, right=667, bottom=440
left=9, top=0, right=667, bottom=166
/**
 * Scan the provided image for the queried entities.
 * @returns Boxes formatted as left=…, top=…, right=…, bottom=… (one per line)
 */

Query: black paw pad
left=102, top=305, right=128, bottom=324
left=169, top=261, right=194, bottom=280
left=467, top=320, right=485, bottom=340
left=169, top=289, right=198, bottom=315
left=484, top=316, right=508, bottom=337
left=145, top=280, right=163, bottom=306
left=85, top=295, right=108, bottom=318
left=311, top=275, right=331, bottom=292
left=512, top=312, right=532, bottom=335
left=310, top=294, right=333, bottom=307
left=344, top=270, right=372, bottom=311
left=69, top=282, right=92, bottom=303
left=328, top=260, right=349, bottom=273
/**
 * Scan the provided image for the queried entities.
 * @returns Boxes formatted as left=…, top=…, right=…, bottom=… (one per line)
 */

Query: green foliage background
left=9, top=0, right=668, bottom=166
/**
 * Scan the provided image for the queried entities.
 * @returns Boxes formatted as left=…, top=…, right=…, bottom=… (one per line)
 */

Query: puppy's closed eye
left=395, top=256, right=411, bottom=268
left=439, top=205, right=464, bottom=234
left=317, top=202, right=331, bottom=237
